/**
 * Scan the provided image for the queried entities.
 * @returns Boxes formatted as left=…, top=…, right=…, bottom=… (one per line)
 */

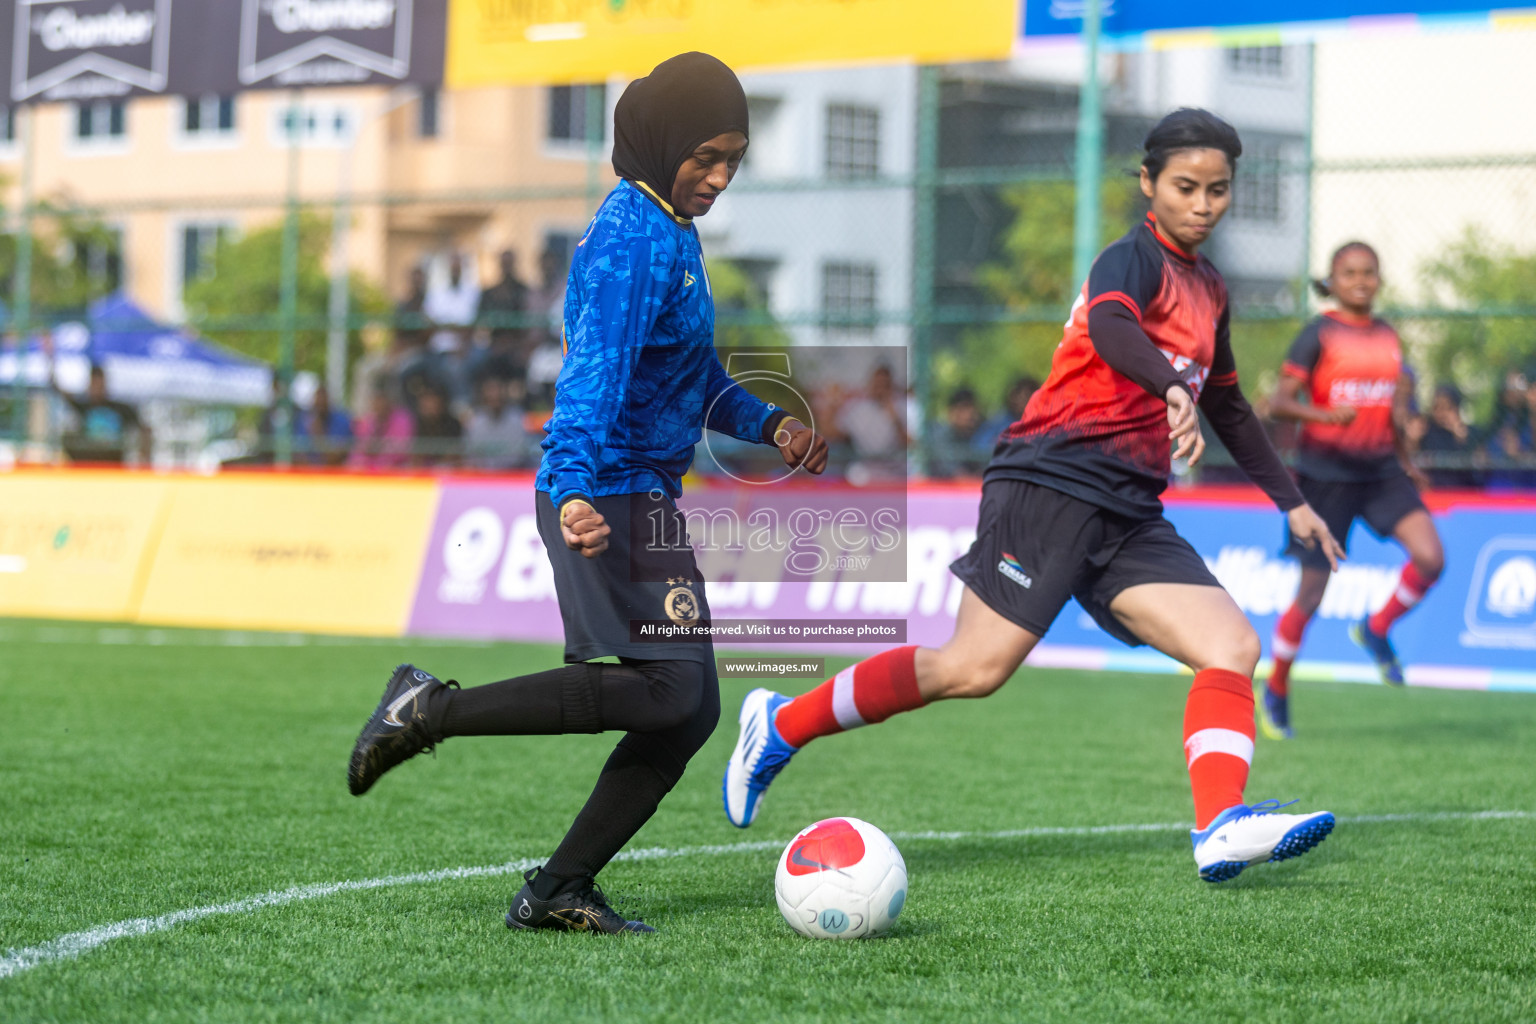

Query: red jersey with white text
left=986, top=214, right=1231, bottom=518
left=1283, top=312, right=1404, bottom=481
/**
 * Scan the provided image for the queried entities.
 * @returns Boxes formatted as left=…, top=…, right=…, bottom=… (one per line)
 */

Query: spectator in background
left=424, top=253, right=481, bottom=358
left=395, top=266, right=431, bottom=353
left=350, top=379, right=414, bottom=470
left=1483, top=370, right=1531, bottom=441
left=524, top=246, right=569, bottom=410
left=831, top=363, right=909, bottom=485
left=257, top=375, right=295, bottom=461
left=977, top=374, right=1041, bottom=446
left=412, top=383, right=463, bottom=467
left=930, top=387, right=990, bottom=479
left=465, top=374, right=533, bottom=470
left=475, top=249, right=531, bottom=379
left=49, top=356, right=150, bottom=465
left=1419, top=383, right=1477, bottom=488
left=300, top=387, right=354, bottom=467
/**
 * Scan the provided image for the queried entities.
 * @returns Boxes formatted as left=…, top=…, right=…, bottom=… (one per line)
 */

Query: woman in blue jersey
left=346, top=53, right=828, bottom=934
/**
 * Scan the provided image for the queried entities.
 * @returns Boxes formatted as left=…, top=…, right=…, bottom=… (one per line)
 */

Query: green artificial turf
left=1, top=620, right=1533, bottom=1023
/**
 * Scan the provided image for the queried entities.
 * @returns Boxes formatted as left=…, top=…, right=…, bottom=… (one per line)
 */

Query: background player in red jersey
left=1261, top=243, right=1445, bottom=736
left=725, top=109, right=1347, bottom=883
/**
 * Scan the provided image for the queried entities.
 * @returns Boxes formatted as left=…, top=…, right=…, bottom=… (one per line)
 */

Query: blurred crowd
left=1401, top=368, right=1536, bottom=490
left=258, top=245, right=567, bottom=470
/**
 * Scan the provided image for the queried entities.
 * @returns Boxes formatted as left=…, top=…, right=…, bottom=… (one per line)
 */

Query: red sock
left=774, top=646, right=924, bottom=749
left=1367, top=562, right=1435, bottom=637
left=1184, top=668, right=1256, bottom=829
left=1267, top=604, right=1311, bottom=698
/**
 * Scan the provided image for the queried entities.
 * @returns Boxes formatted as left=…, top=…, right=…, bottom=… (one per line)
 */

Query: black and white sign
left=11, top=0, right=171, bottom=101
left=240, top=0, right=414, bottom=87
left=0, top=0, right=445, bottom=104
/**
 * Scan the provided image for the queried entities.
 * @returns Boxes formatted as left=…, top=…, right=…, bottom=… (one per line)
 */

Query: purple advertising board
left=409, top=477, right=1536, bottom=692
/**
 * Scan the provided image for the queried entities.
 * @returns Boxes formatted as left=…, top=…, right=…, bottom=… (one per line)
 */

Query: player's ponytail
left=1142, top=108, right=1243, bottom=182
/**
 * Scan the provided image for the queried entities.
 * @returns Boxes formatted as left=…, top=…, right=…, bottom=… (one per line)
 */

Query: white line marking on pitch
left=2, top=809, right=1529, bottom=982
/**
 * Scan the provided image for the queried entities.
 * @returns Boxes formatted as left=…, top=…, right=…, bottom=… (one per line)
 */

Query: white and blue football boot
left=722, top=688, right=798, bottom=828
left=1191, top=800, right=1335, bottom=882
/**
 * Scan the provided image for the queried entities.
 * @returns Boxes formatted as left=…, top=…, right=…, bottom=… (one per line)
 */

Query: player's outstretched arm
left=774, top=418, right=829, bottom=475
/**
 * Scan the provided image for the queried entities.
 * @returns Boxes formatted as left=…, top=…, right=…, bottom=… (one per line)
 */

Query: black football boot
left=347, top=664, right=458, bottom=796
left=505, top=868, right=655, bottom=934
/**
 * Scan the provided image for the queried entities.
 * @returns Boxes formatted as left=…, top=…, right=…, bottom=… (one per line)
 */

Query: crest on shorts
left=663, top=577, right=701, bottom=626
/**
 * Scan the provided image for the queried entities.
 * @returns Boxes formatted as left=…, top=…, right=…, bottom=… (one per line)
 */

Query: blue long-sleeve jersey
left=537, top=181, right=783, bottom=510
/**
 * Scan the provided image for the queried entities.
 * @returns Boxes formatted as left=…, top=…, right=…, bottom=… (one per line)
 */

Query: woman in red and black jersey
left=724, top=109, right=1345, bottom=884
left=1262, top=243, right=1444, bottom=736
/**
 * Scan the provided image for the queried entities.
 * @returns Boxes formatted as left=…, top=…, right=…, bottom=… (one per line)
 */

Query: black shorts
left=536, top=491, right=713, bottom=664
left=950, top=479, right=1220, bottom=647
left=1286, top=471, right=1426, bottom=570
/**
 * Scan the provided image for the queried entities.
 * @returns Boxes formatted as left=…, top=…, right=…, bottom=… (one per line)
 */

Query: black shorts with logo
left=949, top=479, right=1220, bottom=648
left=1285, top=470, right=1425, bottom=570
left=536, top=490, right=713, bottom=664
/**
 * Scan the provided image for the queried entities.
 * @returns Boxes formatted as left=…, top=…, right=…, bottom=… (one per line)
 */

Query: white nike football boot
left=1191, top=800, right=1335, bottom=882
left=722, top=688, right=797, bottom=828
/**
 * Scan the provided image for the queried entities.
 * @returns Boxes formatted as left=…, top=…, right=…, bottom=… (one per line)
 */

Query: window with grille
left=1233, top=141, right=1283, bottom=223
left=178, top=222, right=234, bottom=296
left=183, top=95, right=236, bottom=137
left=74, top=226, right=125, bottom=293
left=548, top=84, right=607, bottom=143
left=825, top=104, right=880, bottom=179
left=1227, top=46, right=1285, bottom=78
left=73, top=100, right=127, bottom=140
left=822, top=261, right=878, bottom=333
left=418, top=88, right=440, bottom=138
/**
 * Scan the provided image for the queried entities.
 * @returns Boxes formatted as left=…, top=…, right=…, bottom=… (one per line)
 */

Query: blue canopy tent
left=0, top=294, right=272, bottom=406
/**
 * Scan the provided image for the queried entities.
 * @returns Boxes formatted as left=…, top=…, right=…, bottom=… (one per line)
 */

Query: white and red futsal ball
left=774, top=817, right=907, bottom=939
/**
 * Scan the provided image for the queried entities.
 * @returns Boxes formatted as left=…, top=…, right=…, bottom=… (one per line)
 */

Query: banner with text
left=0, top=471, right=171, bottom=621
left=448, top=0, right=1017, bottom=87
left=409, top=478, right=1536, bottom=691
left=136, top=475, right=438, bottom=636
left=0, top=0, right=447, bottom=104
left=1020, top=0, right=1536, bottom=49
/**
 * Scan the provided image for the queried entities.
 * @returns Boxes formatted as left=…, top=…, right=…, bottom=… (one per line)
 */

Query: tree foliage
left=937, top=174, right=1144, bottom=414
left=705, top=257, right=793, bottom=352
left=1418, top=228, right=1536, bottom=416
left=0, top=203, right=125, bottom=320
left=182, top=213, right=389, bottom=375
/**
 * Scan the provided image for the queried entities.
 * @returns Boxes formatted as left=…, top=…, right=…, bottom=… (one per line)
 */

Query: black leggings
left=441, top=656, right=721, bottom=881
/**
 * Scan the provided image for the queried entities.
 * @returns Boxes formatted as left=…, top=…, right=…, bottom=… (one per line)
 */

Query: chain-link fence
left=3, top=46, right=1535, bottom=486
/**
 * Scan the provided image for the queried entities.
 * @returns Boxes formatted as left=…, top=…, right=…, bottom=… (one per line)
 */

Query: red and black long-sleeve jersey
left=1283, top=311, right=1406, bottom=481
left=986, top=213, right=1303, bottom=518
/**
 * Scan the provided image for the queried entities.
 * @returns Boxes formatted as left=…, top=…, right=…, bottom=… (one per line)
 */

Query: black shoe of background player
left=505, top=867, right=656, bottom=934
left=347, top=664, right=458, bottom=796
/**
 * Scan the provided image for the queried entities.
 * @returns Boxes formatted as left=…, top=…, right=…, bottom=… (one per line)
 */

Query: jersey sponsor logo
left=998, top=552, right=1033, bottom=589
left=1161, top=349, right=1210, bottom=398
left=683, top=270, right=696, bottom=288
left=1327, top=378, right=1396, bottom=408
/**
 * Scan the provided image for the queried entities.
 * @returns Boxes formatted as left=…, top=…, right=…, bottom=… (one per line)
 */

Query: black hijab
left=612, top=52, right=749, bottom=211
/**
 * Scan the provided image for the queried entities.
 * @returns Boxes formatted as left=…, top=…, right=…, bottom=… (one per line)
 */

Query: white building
left=704, top=65, right=918, bottom=354
left=1310, top=30, right=1536, bottom=303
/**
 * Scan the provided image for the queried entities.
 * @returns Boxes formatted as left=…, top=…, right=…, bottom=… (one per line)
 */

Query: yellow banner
left=0, top=471, right=172, bottom=621
left=448, top=0, right=1017, bottom=87
left=136, top=476, right=439, bottom=636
